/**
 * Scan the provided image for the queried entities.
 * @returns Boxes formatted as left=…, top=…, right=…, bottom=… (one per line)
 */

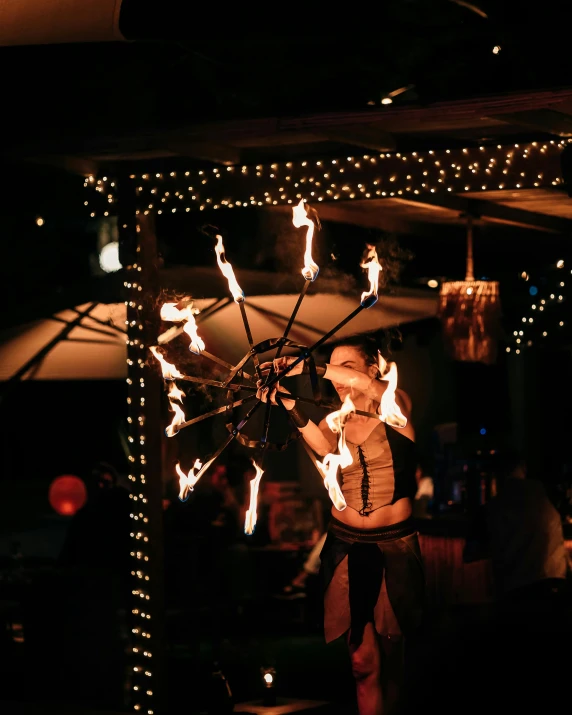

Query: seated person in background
left=276, top=530, right=328, bottom=599
left=463, top=448, right=571, bottom=617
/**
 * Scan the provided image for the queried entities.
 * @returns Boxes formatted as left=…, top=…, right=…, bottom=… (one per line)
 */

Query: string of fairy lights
left=124, top=238, right=155, bottom=715
left=82, top=139, right=569, bottom=218
left=506, top=258, right=569, bottom=355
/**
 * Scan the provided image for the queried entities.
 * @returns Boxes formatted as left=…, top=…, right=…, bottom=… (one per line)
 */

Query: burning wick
left=165, top=381, right=186, bottom=437
left=182, top=316, right=205, bottom=355
left=149, top=347, right=189, bottom=436
left=377, top=352, right=407, bottom=428
left=160, top=302, right=194, bottom=322
left=292, top=199, right=319, bottom=281
left=244, top=459, right=264, bottom=535
left=316, top=395, right=356, bottom=510
left=160, top=302, right=205, bottom=354
left=150, top=345, right=183, bottom=380
left=274, top=200, right=321, bottom=355
left=212, top=233, right=260, bottom=375
left=360, top=244, right=382, bottom=307
left=175, top=458, right=203, bottom=501
left=214, top=234, right=244, bottom=302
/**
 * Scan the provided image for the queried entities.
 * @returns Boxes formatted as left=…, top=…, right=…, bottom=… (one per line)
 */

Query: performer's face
left=329, top=345, right=375, bottom=400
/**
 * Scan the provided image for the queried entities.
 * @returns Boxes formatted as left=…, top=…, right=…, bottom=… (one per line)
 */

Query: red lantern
left=49, top=475, right=87, bottom=516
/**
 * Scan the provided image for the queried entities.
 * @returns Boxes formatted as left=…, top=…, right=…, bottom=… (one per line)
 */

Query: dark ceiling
left=3, top=0, right=572, bottom=171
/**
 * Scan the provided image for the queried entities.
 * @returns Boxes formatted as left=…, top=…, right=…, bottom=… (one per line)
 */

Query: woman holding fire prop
left=152, top=197, right=424, bottom=713
left=257, top=333, right=425, bottom=715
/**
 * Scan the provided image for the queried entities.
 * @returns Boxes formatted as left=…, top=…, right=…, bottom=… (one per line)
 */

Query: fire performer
left=257, top=333, right=424, bottom=715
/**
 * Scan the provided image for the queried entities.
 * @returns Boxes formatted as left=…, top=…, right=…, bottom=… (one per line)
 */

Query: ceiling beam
left=390, top=193, right=572, bottom=234
left=267, top=200, right=548, bottom=245
left=487, top=109, right=572, bottom=138
left=317, top=125, right=396, bottom=153
left=269, top=202, right=412, bottom=233
left=159, top=139, right=242, bottom=166
left=267, top=202, right=461, bottom=239
left=23, top=154, right=99, bottom=177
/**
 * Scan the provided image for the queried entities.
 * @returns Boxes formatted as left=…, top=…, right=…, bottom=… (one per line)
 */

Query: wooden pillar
left=120, top=182, right=166, bottom=715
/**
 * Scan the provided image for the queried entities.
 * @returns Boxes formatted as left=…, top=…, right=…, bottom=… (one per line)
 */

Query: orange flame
left=167, top=381, right=185, bottom=402
left=360, top=244, right=383, bottom=305
left=182, top=313, right=205, bottom=354
left=160, top=302, right=191, bottom=322
left=325, top=394, right=356, bottom=434
left=166, top=381, right=186, bottom=437
left=149, top=345, right=183, bottom=380
left=214, top=234, right=244, bottom=302
left=244, top=459, right=264, bottom=535
left=377, top=352, right=407, bottom=428
left=160, top=302, right=204, bottom=354
left=292, top=199, right=319, bottom=281
left=175, top=458, right=203, bottom=501
left=316, top=396, right=356, bottom=510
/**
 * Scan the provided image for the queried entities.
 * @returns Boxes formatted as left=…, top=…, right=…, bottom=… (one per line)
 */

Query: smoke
left=370, top=233, right=414, bottom=292
left=259, top=207, right=359, bottom=293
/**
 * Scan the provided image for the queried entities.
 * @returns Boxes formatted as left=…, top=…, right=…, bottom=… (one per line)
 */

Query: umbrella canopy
left=0, top=287, right=438, bottom=381
left=0, top=302, right=127, bottom=381
left=190, top=289, right=438, bottom=366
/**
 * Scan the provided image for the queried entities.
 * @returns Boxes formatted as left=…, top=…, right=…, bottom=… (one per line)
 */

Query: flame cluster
left=160, top=301, right=205, bottom=354
left=214, top=234, right=244, bottom=302
left=244, top=460, right=265, bottom=535
left=175, top=459, right=203, bottom=501
left=149, top=345, right=182, bottom=380
left=148, top=347, right=188, bottom=438
left=377, top=352, right=407, bottom=429
left=292, top=199, right=319, bottom=281
left=316, top=395, right=356, bottom=511
left=360, top=244, right=383, bottom=305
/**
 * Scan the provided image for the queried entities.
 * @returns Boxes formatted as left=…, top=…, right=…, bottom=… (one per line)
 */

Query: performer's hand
left=259, top=356, right=305, bottom=378
left=256, top=379, right=295, bottom=411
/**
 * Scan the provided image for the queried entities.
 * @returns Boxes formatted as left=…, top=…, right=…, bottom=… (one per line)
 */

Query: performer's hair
left=328, top=332, right=387, bottom=369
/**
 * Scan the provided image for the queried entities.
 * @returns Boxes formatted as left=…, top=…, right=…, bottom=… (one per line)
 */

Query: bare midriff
left=331, top=496, right=412, bottom=529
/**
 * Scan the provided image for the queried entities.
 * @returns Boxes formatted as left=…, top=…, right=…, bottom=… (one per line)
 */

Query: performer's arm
left=269, top=357, right=413, bottom=435
left=286, top=400, right=337, bottom=457
left=256, top=379, right=336, bottom=456
left=318, top=362, right=412, bottom=421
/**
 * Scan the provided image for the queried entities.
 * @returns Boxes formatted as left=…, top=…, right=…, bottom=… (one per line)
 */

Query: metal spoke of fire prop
left=150, top=200, right=407, bottom=534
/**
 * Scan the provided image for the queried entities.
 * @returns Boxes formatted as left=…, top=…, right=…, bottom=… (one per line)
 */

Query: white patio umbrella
left=0, top=302, right=127, bottom=381
left=188, top=288, right=438, bottom=366
left=0, top=269, right=438, bottom=381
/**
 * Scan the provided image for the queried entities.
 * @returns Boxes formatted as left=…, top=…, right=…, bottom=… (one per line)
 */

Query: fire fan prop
left=150, top=200, right=407, bottom=534
left=438, top=215, right=501, bottom=365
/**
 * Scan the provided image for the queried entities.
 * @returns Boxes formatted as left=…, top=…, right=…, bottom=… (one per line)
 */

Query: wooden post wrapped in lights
left=122, top=207, right=166, bottom=715
left=438, top=215, right=501, bottom=365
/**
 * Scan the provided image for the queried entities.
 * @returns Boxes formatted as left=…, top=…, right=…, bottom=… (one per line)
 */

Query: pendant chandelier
left=438, top=215, right=501, bottom=365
